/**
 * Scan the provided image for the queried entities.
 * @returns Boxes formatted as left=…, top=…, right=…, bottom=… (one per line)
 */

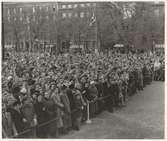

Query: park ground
left=61, top=81, right=164, bottom=139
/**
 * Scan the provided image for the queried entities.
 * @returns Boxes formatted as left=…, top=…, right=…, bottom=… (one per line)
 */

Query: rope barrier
left=11, top=94, right=112, bottom=138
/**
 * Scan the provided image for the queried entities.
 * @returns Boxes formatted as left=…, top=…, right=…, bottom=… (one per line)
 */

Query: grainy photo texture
left=1, top=1, right=165, bottom=139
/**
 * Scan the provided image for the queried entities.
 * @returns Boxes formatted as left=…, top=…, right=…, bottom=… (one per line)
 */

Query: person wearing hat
left=7, top=101, right=26, bottom=134
left=87, top=81, right=98, bottom=118
left=2, top=103, right=17, bottom=138
left=7, top=76, right=14, bottom=93
left=72, top=83, right=86, bottom=130
left=20, top=96, right=36, bottom=129
left=51, top=85, right=64, bottom=137
left=34, top=94, right=49, bottom=138
left=60, top=85, right=72, bottom=134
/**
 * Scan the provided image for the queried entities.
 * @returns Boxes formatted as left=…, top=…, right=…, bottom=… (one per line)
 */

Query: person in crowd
left=87, top=81, right=98, bottom=117
left=2, top=103, right=17, bottom=138
left=7, top=101, right=26, bottom=134
left=72, top=83, right=86, bottom=130
left=34, top=94, right=48, bottom=138
left=2, top=50, right=163, bottom=138
left=60, top=85, right=72, bottom=134
left=50, top=84, right=64, bottom=137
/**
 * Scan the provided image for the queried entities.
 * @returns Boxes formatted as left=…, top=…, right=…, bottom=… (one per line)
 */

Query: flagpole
left=95, top=3, right=99, bottom=54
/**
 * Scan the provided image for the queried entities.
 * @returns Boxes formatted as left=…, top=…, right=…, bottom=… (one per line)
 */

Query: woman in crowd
left=2, top=50, right=162, bottom=138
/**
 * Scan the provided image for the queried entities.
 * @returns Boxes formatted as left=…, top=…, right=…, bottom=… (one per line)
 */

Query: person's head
left=50, top=83, right=55, bottom=90
left=44, top=92, right=50, bottom=99
left=61, top=85, right=67, bottom=92
left=90, top=81, right=95, bottom=86
left=13, top=101, right=21, bottom=110
left=55, top=87, right=59, bottom=94
left=32, top=93, right=37, bottom=100
left=37, top=95, right=43, bottom=102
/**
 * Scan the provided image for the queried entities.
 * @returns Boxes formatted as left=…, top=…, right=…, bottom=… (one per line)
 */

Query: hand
left=23, top=118, right=27, bottom=122
left=14, top=132, right=18, bottom=136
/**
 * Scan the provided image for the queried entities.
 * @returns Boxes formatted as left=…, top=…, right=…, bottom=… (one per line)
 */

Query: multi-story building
left=152, top=1, right=164, bottom=44
left=57, top=2, right=98, bottom=53
left=3, top=2, right=58, bottom=52
left=3, top=2, right=98, bottom=53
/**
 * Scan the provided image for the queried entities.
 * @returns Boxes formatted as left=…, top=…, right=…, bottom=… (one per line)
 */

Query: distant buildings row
left=2, top=2, right=164, bottom=53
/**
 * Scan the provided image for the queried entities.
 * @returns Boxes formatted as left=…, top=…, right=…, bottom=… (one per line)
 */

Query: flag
left=89, top=12, right=96, bottom=26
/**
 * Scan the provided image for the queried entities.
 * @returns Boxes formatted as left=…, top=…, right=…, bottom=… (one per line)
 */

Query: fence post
left=86, top=100, right=92, bottom=124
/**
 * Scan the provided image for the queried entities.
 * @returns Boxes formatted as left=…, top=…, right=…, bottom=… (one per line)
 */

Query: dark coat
left=34, top=101, right=49, bottom=124
left=87, top=85, right=98, bottom=101
left=60, top=92, right=71, bottom=114
left=66, top=88, right=75, bottom=111
left=7, top=107, right=25, bottom=133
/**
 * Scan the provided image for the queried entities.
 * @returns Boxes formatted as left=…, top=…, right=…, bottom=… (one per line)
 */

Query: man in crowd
left=2, top=50, right=161, bottom=138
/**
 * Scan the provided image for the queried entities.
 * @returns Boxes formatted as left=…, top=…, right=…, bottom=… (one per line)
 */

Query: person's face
left=45, top=92, right=50, bottom=99
left=32, top=94, right=37, bottom=99
left=55, top=88, right=59, bottom=94
left=15, top=104, right=20, bottom=110
left=37, top=95, right=42, bottom=102
left=85, top=83, right=89, bottom=88
left=51, top=84, right=55, bottom=90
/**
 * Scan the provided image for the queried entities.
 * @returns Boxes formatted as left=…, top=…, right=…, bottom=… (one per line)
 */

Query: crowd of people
left=2, top=50, right=164, bottom=138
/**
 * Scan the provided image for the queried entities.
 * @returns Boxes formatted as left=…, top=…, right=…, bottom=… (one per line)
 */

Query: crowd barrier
left=8, top=71, right=157, bottom=138
left=12, top=95, right=111, bottom=138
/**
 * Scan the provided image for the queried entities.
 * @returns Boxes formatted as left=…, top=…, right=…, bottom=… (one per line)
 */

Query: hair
left=12, top=101, right=20, bottom=107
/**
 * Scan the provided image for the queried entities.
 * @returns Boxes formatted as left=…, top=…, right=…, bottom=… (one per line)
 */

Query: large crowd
left=2, top=50, right=164, bottom=138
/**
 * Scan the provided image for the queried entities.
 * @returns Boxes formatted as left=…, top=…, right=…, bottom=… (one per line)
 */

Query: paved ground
left=61, top=81, right=164, bottom=139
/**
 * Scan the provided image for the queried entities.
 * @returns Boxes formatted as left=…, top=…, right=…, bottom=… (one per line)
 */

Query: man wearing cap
left=87, top=81, right=98, bottom=118
left=72, top=82, right=86, bottom=130
left=60, top=85, right=72, bottom=133
left=7, top=101, right=26, bottom=134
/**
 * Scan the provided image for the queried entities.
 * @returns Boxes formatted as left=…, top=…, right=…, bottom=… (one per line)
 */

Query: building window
left=20, top=8, right=22, bottom=13
left=68, top=4, right=72, bottom=8
left=68, top=12, right=72, bottom=18
left=80, top=12, right=84, bottom=18
left=14, top=8, right=16, bottom=14
left=20, top=16, right=23, bottom=21
left=74, top=13, right=78, bottom=17
left=39, top=6, right=42, bottom=10
left=62, top=5, right=66, bottom=9
left=7, top=9, right=10, bottom=15
left=26, top=16, right=29, bottom=23
left=154, top=9, right=160, bottom=16
left=33, top=7, right=35, bottom=13
left=80, top=3, right=85, bottom=7
left=62, top=13, right=67, bottom=18
left=86, top=3, right=90, bottom=7
left=46, top=6, right=49, bottom=11
left=33, top=16, right=35, bottom=21
left=92, top=3, right=96, bottom=6
left=74, top=4, right=78, bottom=8
left=46, top=15, right=49, bottom=20
left=8, top=16, right=10, bottom=22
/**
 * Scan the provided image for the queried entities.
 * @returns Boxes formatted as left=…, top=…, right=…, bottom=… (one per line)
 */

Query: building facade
left=3, top=2, right=58, bottom=52
left=3, top=2, right=98, bottom=53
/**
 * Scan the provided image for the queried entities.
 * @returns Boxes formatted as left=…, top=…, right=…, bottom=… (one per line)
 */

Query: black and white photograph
left=1, top=0, right=165, bottom=139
